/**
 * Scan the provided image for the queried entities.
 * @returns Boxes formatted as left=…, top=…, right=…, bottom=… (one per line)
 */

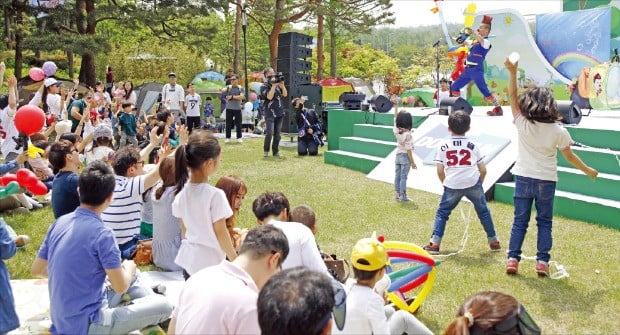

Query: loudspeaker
left=557, top=100, right=582, bottom=125
left=339, top=92, right=365, bottom=110
left=290, top=83, right=322, bottom=111
left=277, top=59, right=312, bottom=73
left=570, top=89, right=591, bottom=110
left=438, top=97, right=473, bottom=115
left=277, top=45, right=312, bottom=60
left=368, top=95, right=393, bottom=113
left=278, top=32, right=313, bottom=46
left=281, top=72, right=311, bottom=87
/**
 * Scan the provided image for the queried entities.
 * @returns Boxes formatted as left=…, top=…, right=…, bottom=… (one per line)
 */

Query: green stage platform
left=324, top=108, right=620, bottom=230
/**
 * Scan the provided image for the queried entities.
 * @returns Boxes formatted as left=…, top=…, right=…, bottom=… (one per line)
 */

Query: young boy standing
left=203, top=96, right=215, bottom=127
left=335, top=237, right=432, bottom=335
left=423, top=111, right=500, bottom=254
left=184, top=83, right=202, bottom=133
left=450, top=15, right=503, bottom=116
left=118, top=103, right=138, bottom=147
left=433, top=78, right=451, bottom=107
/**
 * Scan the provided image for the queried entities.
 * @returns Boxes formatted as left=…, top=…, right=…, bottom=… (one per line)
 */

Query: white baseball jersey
left=185, top=93, right=202, bottom=117
left=434, top=136, right=484, bottom=189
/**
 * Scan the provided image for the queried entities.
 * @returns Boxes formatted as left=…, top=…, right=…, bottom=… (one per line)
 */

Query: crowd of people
left=0, top=54, right=599, bottom=334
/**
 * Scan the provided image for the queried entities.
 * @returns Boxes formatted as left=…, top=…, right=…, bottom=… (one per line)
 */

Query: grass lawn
left=5, top=137, right=620, bottom=334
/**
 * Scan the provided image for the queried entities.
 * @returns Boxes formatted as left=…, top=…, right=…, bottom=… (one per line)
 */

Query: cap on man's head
left=44, top=78, right=62, bottom=88
left=93, top=125, right=113, bottom=140
left=350, top=237, right=389, bottom=271
left=168, top=72, right=177, bottom=78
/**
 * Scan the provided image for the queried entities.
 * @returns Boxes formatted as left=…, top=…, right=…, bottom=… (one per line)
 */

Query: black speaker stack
left=277, top=32, right=322, bottom=133
left=438, top=97, right=473, bottom=115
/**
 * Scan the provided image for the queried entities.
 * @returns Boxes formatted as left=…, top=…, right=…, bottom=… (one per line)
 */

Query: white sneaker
left=237, top=138, right=243, bottom=143
left=264, top=151, right=269, bottom=157
left=225, top=138, right=230, bottom=143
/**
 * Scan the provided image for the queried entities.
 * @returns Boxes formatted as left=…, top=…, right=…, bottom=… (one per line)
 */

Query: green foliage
left=338, top=42, right=400, bottom=84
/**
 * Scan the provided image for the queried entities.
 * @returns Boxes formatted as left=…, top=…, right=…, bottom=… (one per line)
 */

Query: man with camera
left=293, top=96, right=323, bottom=156
left=261, top=67, right=287, bottom=158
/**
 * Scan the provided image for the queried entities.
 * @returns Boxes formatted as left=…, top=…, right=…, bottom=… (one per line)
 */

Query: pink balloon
left=407, top=97, right=415, bottom=104
left=29, top=67, right=45, bottom=81
left=42, top=61, right=57, bottom=77
left=249, top=92, right=258, bottom=102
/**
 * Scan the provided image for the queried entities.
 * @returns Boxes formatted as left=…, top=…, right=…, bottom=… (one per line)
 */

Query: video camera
left=269, top=72, right=285, bottom=84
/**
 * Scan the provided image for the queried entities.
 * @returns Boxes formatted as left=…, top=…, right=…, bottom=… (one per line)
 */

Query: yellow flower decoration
left=505, top=15, right=512, bottom=25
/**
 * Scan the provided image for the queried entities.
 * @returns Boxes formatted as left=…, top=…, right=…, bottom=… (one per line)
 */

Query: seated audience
left=49, top=141, right=81, bottom=218
left=252, top=191, right=328, bottom=274
left=215, top=175, right=248, bottom=250
left=335, top=237, right=432, bottom=334
left=31, top=161, right=172, bottom=334
left=151, top=157, right=182, bottom=271
left=444, top=291, right=540, bottom=335
left=258, top=267, right=344, bottom=335
left=169, top=225, right=289, bottom=334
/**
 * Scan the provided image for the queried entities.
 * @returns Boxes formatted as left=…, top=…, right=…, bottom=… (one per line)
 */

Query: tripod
left=433, top=39, right=441, bottom=107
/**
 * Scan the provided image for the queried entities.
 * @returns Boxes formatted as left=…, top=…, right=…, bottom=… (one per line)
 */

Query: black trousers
left=187, top=116, right=201, bottom=133
left=298, top=139, right=319, bottom=156
left=226, top=109, right=242, bottom=139
left=264, top=116, right=283, bottom=154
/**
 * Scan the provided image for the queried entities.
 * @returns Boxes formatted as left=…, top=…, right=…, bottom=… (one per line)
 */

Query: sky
left=388, top=0, right=564, bottom=27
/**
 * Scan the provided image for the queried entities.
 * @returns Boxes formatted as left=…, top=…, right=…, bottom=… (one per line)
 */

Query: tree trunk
left=4, top=7, right=11, bottom=49
left=14, top=10, right=23, bottom=78
left=77, top=0, right=97, bottom=86
left=67, top=51, right=74, bottom=78
left=269, top=22, right=285, bottom=70
left=328, top=17, right=337, bottom=78
left=316, top=2, right=325, bottom=80
left=233, top=0, right=241, bottom=74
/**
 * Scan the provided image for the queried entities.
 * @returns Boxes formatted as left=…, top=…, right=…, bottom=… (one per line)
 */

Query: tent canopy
left=400, top=87, right=435, bottom=107
left=343, top=77, right=375, bottom=100
left=134, top=82, right=164, bottom=116
left=319, top=78, right=354, bottom=102
left=193, top=71, right=225, bottom=83
left=318, top=78, right=353, bottom=87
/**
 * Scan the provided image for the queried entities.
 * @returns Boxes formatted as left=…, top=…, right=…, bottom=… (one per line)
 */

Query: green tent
left=400, top=87, right=435, bottom=107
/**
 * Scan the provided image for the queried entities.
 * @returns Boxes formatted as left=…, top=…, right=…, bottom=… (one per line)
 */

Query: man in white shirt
left=252, top=191, right=329, bottom=274
left=168, top=225, right=289, bottom=334
left=184, top=83, right=202, bottom=133
left=161, top=73, right=185, bottom=123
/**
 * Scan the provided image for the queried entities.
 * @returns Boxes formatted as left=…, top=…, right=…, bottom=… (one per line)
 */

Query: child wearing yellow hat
left=332, top=237, right=432, bottom=335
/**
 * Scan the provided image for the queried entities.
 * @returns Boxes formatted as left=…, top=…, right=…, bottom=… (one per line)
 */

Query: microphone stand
left=433, top=39, right=441, bottom=107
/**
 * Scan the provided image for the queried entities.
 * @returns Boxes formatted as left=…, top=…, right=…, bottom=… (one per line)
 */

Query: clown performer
left=450, top=15, right=503, bottom=116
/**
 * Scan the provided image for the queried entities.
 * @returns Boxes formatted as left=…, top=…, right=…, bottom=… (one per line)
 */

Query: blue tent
left=193, top=71, right=225, bottom=83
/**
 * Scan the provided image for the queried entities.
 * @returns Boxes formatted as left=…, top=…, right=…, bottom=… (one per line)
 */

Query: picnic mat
left=9, top=271, right=184, bottom=335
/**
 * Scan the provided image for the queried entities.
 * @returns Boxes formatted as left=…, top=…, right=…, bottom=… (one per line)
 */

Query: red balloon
left=0, top=174, right=17, bottom=186
left=29, top=181, right=48, bottom=195
left=16, top=169, right=39, bottom=188
left=14, top=105, right=45, bottom=136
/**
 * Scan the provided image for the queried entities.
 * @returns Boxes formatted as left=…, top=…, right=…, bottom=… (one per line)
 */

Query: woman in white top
left=85, top=125, right=115, bottom=165
left=123, top=81, right=137, bottom=105
left=30, top=78, right=62, bottom=120
left=173, top=130, right=235, bottom=279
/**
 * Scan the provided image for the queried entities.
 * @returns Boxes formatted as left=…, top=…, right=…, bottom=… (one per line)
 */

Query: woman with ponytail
left=444, top=291, right=540, bottom=335
left=151, top=157, right=182, bottom=271
left=172, top=130, right=235, bottom=280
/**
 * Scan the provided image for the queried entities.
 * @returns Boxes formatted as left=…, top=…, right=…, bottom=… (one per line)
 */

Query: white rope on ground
left=430, top=202, right=570, bottom=280
left=433, top=203, right=472, bottom=258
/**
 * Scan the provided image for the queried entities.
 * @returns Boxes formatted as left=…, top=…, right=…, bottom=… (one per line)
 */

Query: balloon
left=0, top=174, right=17, bottom=186
left=29, top=181, right=48, bottom=195
left=382, top=239, right=438, bottom=313
left=42, top=61, right=57, bottom=77
left=16, top=169, right=39, bottom=188
left=249, top=92, right=258, bottom=102
left=14, top=105, right=45, bottom=135
left=0, top=181, right=23, bottom=199
left=407, top=97, right=415, bottom=104
left=29, top=67, right=45, bottom=81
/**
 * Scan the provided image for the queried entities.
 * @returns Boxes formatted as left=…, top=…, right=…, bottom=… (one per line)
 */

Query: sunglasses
left=471, top=304, right=541, bottom=335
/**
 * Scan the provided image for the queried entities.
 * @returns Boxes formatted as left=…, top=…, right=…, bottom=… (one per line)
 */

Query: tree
left=338, top=42, right=400, bottom=88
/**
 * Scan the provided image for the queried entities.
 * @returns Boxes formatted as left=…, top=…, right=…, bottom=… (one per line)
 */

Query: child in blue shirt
left=203, top=96, right=215, bottom=126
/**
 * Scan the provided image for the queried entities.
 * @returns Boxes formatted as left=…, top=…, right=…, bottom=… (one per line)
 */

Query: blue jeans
left=88, top=274, right=172, bottom=334
left=394, top=153, right=410, bottom=196
left=430, top=180, right=498, bottom=244
left=508, top=176, right=556, bottom=263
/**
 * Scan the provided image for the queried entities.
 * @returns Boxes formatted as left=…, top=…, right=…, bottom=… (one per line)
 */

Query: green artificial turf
left=5, top=137, right=619, bottom=334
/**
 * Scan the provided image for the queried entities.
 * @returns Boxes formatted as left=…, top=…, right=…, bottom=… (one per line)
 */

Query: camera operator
left=260, top=67, right=287, bottom=158
left=293, top=96, right=323, bottom=156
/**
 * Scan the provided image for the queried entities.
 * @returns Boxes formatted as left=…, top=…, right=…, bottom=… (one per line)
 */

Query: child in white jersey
left=504, top=58, right=597, bottom=277
left=173, top=130, right=236, bottom=280
left=334, top=237, right=432, bottom=335
left=393, top=109, right=417, bottom=202
left=423, top=111, right=500, bottom=254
